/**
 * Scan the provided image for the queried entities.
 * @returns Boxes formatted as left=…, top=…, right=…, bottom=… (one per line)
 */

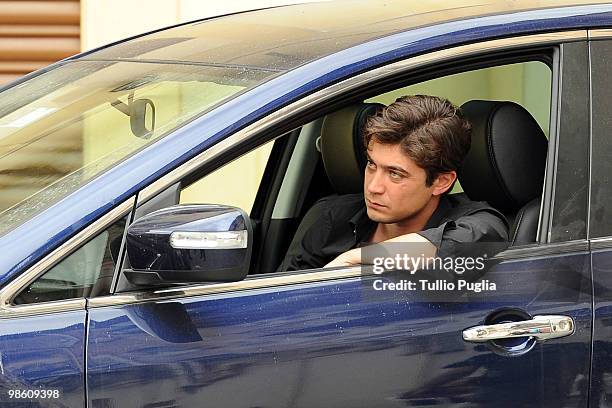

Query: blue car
left=2, top=0, right=612, bottom=406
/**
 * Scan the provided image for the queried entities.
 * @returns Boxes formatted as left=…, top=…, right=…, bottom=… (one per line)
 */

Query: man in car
left=279, top=94, right=509, bottom=272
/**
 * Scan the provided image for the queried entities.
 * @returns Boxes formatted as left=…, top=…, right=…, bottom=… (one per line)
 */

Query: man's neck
left=370, top=196, right=441, bottom=243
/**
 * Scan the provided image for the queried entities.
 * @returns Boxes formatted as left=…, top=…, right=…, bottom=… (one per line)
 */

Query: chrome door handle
left=462, top=315, right=575, bottom=343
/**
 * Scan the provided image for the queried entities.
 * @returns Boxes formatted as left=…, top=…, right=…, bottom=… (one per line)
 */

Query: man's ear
left=432, top=171, right=457, bottom=196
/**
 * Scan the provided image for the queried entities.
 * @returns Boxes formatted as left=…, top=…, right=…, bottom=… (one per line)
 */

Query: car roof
left=79, top=0, right=612, bottom=71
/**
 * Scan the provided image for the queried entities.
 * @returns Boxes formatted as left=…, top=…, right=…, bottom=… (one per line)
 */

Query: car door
left=85, top=35, right=592, bottom=408
left=585, top=31, right=612, bottom=407
left=0, top=308, right=86, bottom=407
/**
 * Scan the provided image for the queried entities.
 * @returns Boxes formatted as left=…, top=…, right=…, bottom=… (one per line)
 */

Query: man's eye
left=389, top=171, right=402, bottom=179
left=366, top=160, right=376, bottom=168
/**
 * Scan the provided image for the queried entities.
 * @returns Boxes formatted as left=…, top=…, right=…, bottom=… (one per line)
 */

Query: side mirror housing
left=124, top=204, right=252, bottom=286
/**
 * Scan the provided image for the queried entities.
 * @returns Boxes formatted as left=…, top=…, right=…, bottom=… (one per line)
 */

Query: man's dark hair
left=363, top=95, right=472, bottom=187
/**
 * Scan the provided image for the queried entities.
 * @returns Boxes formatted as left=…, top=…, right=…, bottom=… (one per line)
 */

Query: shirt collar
left=424, top=194, right=451, bottom=229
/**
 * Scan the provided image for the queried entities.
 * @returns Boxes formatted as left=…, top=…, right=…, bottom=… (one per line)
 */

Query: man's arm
left=325, top=233, right=437, bottom=268
left=418, top=211, right=509, bottom=258
left=325, top=210, right=508, bottom=268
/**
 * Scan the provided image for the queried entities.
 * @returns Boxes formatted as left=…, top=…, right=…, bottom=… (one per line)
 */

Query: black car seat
left=459, top=100, right=548, bottom=245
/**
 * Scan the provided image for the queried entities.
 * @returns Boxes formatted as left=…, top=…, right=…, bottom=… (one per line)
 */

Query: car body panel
left=1, top=4, right=611, bottom=285
left=0, top=311, right=86, bottom=407
left=87, top=255, right=592, bottom=407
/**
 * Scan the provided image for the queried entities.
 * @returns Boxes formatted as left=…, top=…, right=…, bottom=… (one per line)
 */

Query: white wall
left=81, top=0, right=330, bottom=51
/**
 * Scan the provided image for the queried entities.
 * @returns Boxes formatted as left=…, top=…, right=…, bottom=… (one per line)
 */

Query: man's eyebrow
left=365, top=153, right=410, bottom=175
left=385, top=165, right=409, bottom=175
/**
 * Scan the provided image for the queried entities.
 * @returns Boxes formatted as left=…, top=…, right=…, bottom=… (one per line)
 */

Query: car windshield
left=0, top=60, right=272, bottom=236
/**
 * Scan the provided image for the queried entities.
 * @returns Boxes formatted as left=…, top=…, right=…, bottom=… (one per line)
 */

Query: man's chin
left=366, top=207, right=393, bottom=223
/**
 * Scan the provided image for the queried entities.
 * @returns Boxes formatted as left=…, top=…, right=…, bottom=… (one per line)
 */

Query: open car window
left=166, top=59, right=555, bottom=277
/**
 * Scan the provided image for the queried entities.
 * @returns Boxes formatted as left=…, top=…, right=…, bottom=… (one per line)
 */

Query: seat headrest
left=458, top=100, right=548, bottom=214
left=320, top=103, right=384, bottom=194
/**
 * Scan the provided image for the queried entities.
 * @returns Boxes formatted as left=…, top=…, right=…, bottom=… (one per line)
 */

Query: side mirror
left=124, top=204, right=252, bottom=286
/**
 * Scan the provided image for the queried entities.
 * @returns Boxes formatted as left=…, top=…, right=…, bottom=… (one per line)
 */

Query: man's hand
left=325, top=248, right=363, bottom=268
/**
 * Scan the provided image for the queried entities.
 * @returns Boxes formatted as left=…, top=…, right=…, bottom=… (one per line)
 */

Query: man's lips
left=366, top=198, right=386, bottom=208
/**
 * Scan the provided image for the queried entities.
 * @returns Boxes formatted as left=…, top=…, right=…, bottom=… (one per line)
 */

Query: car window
left=264, top=60, right=554, bottom=276
left=13, top=216, right=127, bottom=304
left=131, top=57, right=556, bottom=283
left=0, top=60, right=272, bottom=238
left=180, top=139, right=275, bottom=214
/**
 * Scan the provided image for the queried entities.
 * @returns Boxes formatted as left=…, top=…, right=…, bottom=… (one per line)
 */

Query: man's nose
left=366, top=170, right=385, bottom=194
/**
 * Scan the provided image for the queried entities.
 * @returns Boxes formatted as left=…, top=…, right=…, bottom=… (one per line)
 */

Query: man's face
left=364, top=140, right=437, bottom=224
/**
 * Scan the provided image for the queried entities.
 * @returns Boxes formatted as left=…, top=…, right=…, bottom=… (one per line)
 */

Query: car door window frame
left=106, top=31, right=583, bottom=299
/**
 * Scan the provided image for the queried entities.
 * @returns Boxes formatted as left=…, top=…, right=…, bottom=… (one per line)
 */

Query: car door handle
left=462, top=315, right=575, bottom=343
